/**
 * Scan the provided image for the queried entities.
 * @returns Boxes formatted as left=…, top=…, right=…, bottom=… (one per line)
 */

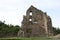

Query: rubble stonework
left=21, top=5, right=54, bottom=37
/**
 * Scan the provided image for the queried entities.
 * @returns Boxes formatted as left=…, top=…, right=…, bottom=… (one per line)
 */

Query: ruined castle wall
left=21, top=5, right=54, bottom=37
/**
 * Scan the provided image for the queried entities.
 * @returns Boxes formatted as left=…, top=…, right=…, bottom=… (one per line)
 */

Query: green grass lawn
left=0, top=37, right=59, bottom=40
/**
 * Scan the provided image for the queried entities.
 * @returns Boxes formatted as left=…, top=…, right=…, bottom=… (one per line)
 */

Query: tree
left=0, top=21, right=20, bottom=37
left=54, top=27, right=60, bottom=35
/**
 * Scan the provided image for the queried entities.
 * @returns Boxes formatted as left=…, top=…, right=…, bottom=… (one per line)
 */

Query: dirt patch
left=54, top=34, right=60, bottom=38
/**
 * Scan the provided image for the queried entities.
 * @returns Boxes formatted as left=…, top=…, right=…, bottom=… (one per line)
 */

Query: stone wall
left=21, top=5, right=54, bottom=37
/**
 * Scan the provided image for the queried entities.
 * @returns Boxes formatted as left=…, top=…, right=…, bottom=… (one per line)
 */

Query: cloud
left=0, top=0, right=60, bottom=28
left=31, top=0, right=60, bottom=9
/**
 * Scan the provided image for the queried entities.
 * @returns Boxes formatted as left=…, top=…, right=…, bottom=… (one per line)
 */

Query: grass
left=0, top=37, right=59, bottom=40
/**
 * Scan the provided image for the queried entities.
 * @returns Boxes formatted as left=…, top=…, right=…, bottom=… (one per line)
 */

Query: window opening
left=30, top=12, right=32, bottom=15
left=29, top=19, right=32, bottom=21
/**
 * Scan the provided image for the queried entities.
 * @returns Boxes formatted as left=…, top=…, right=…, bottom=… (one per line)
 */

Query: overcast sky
left=0, top=0, right=60, bottom=28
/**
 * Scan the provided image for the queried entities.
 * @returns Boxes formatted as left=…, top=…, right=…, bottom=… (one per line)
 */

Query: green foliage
left=0, top=21, right=20, bottom=35
left=54, top=27, right=60, bottom=35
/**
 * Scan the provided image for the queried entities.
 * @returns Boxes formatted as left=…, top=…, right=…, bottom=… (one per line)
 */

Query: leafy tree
left=0, top=21, right=20, bottom=36
left=54, top=27, right=60, bottom=35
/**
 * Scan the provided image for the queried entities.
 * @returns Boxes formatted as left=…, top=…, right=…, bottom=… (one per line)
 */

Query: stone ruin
left=20, top=5, right=54, bottom=37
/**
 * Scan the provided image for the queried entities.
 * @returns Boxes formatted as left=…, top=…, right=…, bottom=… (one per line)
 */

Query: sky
left=0, top=0, right=60, bottom=28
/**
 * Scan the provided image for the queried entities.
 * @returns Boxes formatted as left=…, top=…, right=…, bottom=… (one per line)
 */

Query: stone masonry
left=21, top=5, right=54, bottom=37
